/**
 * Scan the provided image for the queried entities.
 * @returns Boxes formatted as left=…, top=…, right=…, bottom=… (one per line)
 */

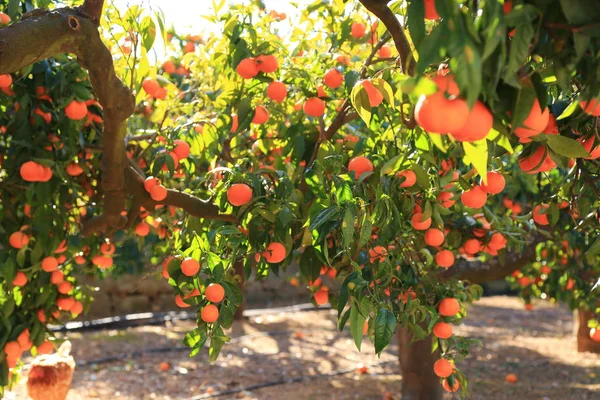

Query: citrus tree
left=1, top=0, right=600, bottom=398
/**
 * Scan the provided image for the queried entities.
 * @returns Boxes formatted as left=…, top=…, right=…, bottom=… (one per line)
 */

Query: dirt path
left=7, top=296, right=600, bottom=399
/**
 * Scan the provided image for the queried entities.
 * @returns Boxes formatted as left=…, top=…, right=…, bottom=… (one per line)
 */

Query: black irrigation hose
left=185, top=360, right=397, bottom=400
left=50, top=303, right=332, bottom=333
left=79, top=329, right=328, bottom=366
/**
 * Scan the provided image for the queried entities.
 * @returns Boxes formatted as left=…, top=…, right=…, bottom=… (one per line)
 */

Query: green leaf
left=349, top=298, right=369, bottom=350
left=300, top=246, right=321, bottom=281
left=380, top=155, right=403, bottom=176
left=586, top=237, right=600, bottom=257
left=503, top=22, right=535, bottom=85
left=428, top=133, right=447, bottom=153
left=350, top=83, right=372, bottom=124
left=462, top=139, right=488, bottom=184
left=557, top=101, right=579, bottom=120
left=140, top=16, right=157, bottom=51
left=407, top=0, right=426, bottom=46
left=512, top=86, right=537, bottom=131
left=309, top=206, right=341, bottom=232
left=341, top=208, right=355, bottom=250
left=545, top=135, right=590, bottom=158
left=411, top=163, right=430, bottom=189
left=416, top=22, right=449, bottom=75
left=371, top=78, right=395, bottom=106
left=374, top=309, right=396, bottom=355
left=358, top=210, right=373, bottom=250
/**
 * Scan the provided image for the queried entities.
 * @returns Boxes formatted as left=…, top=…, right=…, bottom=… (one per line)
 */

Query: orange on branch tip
left=461, top=186, right=487, bottom=209
left=425, top=228, right=445, bottom=247
left=64, top=100, right=88, bottom=120
left=435, top=249, right=454, bottom=268
left=438, top=298, right=460, bottom=317
left=433, top=322, right=453, bottom=339
left=252, top=105, right=270, bottom=124
left=41, top=256, right=59, bottom=272
left=150, top=184, right=168, bottom=201
left=434, top=359, right=453, bottom=378
left=205, top=283, right=225, bottom=303
left=267, top=81, right=287, bottom=103
left=236, top=57, right=259, bottom=79
left=201, top=304, right=219, bottom=323
left=263, top=242, right=286, bottom=263
left=303, top=97, right=326, bottom=117
left=411, top=213, right=431, bottom=230
left=348, top=156, right=373, bottom=180
left=181, top=257, right=200, bottom=276
left=227, top=183, right=253, bottom=206
left=324, top=68, right=344, bottom=89
left=314, top=288, right=329, bottom=306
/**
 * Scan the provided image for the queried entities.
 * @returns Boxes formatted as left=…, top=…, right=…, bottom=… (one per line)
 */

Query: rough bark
left=0, top=1, right=234, bottom=238
left=576, top=308, right=600, bottom=353
left=397, top=326, right=443, bottom=400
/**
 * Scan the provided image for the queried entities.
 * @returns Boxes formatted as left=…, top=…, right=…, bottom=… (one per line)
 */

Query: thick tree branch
left=78, top=0, right=104, bottom=24
left=440, top=235, right=546, bottom=283
left=358, top=0, right=415, bottom=76
left=0, top=5, right=134, bottom=236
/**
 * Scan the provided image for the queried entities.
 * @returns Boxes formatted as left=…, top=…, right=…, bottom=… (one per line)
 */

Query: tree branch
left=79, top=0, right=104, bottom=24
left=440, top=235, right=546, bottom=283
left=358, top=0, right=415, bottom=76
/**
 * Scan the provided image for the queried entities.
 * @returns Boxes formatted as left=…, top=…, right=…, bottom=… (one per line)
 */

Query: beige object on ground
left=26, top=341, right=76, bottom=400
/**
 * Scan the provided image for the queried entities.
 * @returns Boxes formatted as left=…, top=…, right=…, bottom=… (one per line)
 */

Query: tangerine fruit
left=514, top=99, right=549, bottom=142
left=461, top=186, right=487, bottom=209
left=425, top=0, right=440, bottom=20
left=236, top=57, right=259, bottom=79
left=150, top=185, right=168, bottom=201
left=135, top=222, right=150, bottom=236
left=267, top=81, right=287, bottom=103
left=264, top=242, right=286, bottom=263
left=532, top=204, right=549, bottom=225
left=361, top=80, right=384, bottom=107
left=41, top=256, right=59, bottom=272
left=480, top=171, right=505, bottom=194
left=303, top=97, right=326, bottom=117
left=369, top=246, right=388, bottom=263
left=442, top=377, right=460, bottom=393
left=64, top=100, right=87, bottom=120
left=142, top=78, right=160, bottom=96
left=580, top=98, right=600, bottom=116
left=411, top=213, right=432, bottom=230
left=181, top=257, right=200, bottom=276
left=433, top=322, right=453, bottom=339
left=20, top=161, right=44, bottom=182
left=314, top=287, right=329, bottom=306
left=438, top=298, right=460, bottom=317
left=36, top=341, right=54, bottom=355
left=348, top=156, right=374, bottom=179
left=9, top=231, right=29, bottom=249
left=415, top=92, right=469, bottom=134
left=0, top=73, right=12, bottom=87
left=436, top=249, right=454, bottom=268
left=505, top=373, right=518, bottom=383
left=434, top=359, right=453, bottom=378
left=205, top=283, right=225, bottom=303
left=450, top=100, right=493, bottom=142
left=256, top=54, right=278, bottom=73
left=173, top=139, right=190, bottom=160
left=227, top=183, right=252, bottom=206
left=351, top=22, right=366, bottom=38
left=425, top=229, right=445, bottom=247
left=324, top=68, right=344, bottom=89
left=201, top=304, right=219, bottom=323
left=252, top=105, right=269, bottom=124
left=66, top=163, right=84, bottom=176
left=12, top=271, right=27, bottom=287
left=397, top=170, right=417, bottom=188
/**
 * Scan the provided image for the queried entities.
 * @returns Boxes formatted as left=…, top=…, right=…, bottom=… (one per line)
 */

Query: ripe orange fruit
left=436, top=249, right=454, bottom=268
left=397, top=170, right=417, bottom=188
left=163, top=60, right=176, bottom=74
left=205, top=283, right=225, bottom=303
left=303, top=97, right=326, bottom=117
left=369, top=246, right=388, bottom=263
left=256, top=54, right=278, bottom=73
left=314, top=287, right=329, bottom=306
left=9, top=231, right=29, bottom=249
left=4, top=341, right=21, bottom=358
left=518, top=145, right=555, bottom=174
left=442, top=378, right=460, bottom=393
left=201, top=304, right=219, bottom=323
left=264, top=242, right=287, bottom=263
left=348, top=156, right=374, bottom=179
left=12, top=271, right=28, bottom=287
left=578, top=135, right=600, bottom=159
left=438, top=298, right=460, bottom=317
left=450, top=100, right=493, bottom=142
left=50, top=270, right=64, bottom=284
left=92, top=255, right=113, bottom=269
left=505, top=373, right=518, bottom=383
left=464, top=238, right=481, bottom=255
left=590, top=328, right=600, bottom=342
left=64, top=100, right=88, bottom=120
left=20, top=161, right=44, bottom=182
left=267, top=81, right=287, bottom=103
left=39, top=165, right=53, bottom=182
left=378, top=45, right=392, bottom=58
left=324, top=68, right=344, bottom=89
left=236, top=57, right=259, bottom=79
left=227, top=183, right=253, bottom=206
left=514, top=99, right=549, bottom=142
left=142, top=78, right=160, bottom=96
left=33, top=107, right=52, bottom=124
left=144, top=176, right=160, bottom=193
left=532, top=204, right=549, bottom=225
left=433, top=322, right=453, bottom=339
left=36, top=341, right=54, bottom=355
left=41, top=256, right=59, bottom=272
left=101, top=242, right=116, bottom=255
left=361, top=80, right=384, bottom=107
left=580, top=98, right=600, bottom=116
left=415, top=92, right=469, bottom=134
left=461, top=186, right=487, bottom=209
left=66, top=163, right=84, bottom=176
left=411, top=213, right=432, bottom=230
left=437, top=191, right=455, bottom=208
left=0, top=73, right=12, bottom=87
left=424, top=0, right=440, bottom=20
left=351, top=22, right=366, bottom=38
left=173, top=139, right=190, bottom=160
left=135, top=222, right=150, bottom=236
left=425, top=229, right=444, bottom=247
left=159, top=362, right=170, bottom=372
left=181, top=257, right=200, bottom=276
left=175, top=294, right=190, bottom=308
left=72, top=300, right=84, bottom=314
left=488, top=232, right=507, bottom=250
left=480, top=172, right=505, bottom=194
left=57, top=281, right=72, bottom=294
left=434, top=359, right=453, bottom=378
left=150, top=184, right=168, bottom=201
left=252, top=105, right=269, bottom=124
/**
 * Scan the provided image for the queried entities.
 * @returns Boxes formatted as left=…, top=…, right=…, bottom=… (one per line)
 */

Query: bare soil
left=7, top=296, right=600, bottom=399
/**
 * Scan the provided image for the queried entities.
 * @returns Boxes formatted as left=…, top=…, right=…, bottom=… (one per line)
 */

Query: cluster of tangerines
left=3, top=329, right=53, bottom=370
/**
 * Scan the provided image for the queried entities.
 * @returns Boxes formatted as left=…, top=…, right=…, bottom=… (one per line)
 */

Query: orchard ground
left=8, top=296, right=600, bottom=400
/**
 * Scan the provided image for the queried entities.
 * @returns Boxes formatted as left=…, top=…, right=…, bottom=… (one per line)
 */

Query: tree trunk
left=397, top=327, right=443, bottom=400
left=576, top=308, right=600, bottom=353
left=233, top=260, right=246, bottom=320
